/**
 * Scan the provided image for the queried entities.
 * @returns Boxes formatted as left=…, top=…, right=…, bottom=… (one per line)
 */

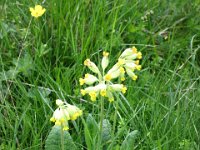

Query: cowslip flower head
left=50, top=99, right=82, bottom=130
left=29, top=5, right=46, bottom=18
left=80, top=47, right=142, bottom=102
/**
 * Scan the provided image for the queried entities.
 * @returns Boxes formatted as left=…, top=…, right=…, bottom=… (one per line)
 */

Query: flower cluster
left=29, top=5, right=46, bottom=18
left=80, top=47, right=142, bottom=102
left=50, top=99, right=82, bottom=130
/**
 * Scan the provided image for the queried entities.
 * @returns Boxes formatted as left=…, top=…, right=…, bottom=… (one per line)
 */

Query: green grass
left=1, top=0, right=200, bottom=149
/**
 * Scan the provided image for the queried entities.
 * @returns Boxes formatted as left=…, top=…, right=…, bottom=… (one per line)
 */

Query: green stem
left=112, top=100, right=118, bottom=136
left=98, top=97, right=104, bottom=149
left=61, top=127, right=64, bottom=150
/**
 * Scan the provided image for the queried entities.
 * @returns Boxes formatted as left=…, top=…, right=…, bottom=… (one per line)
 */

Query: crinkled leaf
left=45, top=126, right=77, bottom=150
left=102, top=119, right=112, bottom=146
left=12, top=53, right=34, bottom=76
left=84, top=114, right=99, bottom=149
left=120, top=130, right=139, bottom=150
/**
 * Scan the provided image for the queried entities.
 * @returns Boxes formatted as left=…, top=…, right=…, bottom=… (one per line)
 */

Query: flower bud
left=101, top=51, right=109, bottom=70
left=84, top=74, right=98, bottom=85
left=120, top=48, right=133, bottom=58
left=126, top=68, right=138, bottom=80
left=109, top=84, right=123, bottom=91
left=84, top=59, right=101, bottom=74
left=124, top=62, right=137, bottom=71
left=56, top=99, right=64, bottom=106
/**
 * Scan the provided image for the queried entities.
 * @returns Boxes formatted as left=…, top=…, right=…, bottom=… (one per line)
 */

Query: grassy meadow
left=0, top=0, right=200, bottom=149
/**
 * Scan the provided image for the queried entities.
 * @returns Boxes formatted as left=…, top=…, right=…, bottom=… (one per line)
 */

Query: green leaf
left=45, top=126, right=77, bottom=150
left=84, top=114, right=99, bottom=149
left=120, top=130, right=139, bottom=150
left=101, top=119, right=112, bottom=145
left=12, top=53, right=34, bottom=76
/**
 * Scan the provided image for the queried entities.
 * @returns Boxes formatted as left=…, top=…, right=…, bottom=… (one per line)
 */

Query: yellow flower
left=103, top=51, right=109, bottom=57
left=132, top=46, right=138, bottom=53
left=134, top=60, right=140, bottom=65
left=29, top=5, right=46, bottom=18
left=106, top=91, right=114, bottom=102
left=63, top=126, right=69, bottom=131
left=136, top=65, right=142, bottom=71
left=120, top=77, right=125, bottom=81
left=126, top=68, right=138, bottom=81
left=100, top=89, right=107, bottom=96
left=117, top=58, right=125, bottom=66
left=119, top=67, right=125, bottom=74
left=81, top=89, right=86, bottom=95
left=119, top=67, right=125, bottom=81
left=89, top=92, right=97, bottom=101
left=50, top=100, right=82, bottom=130
left=104, top=74, right=112, bottom=81
left=132, top=75, right=138, bottom=80
left=79, top=78, right=85, bottom=85
left=121, top=86, right=127, bottom=94
left=66, top=104, right=83, bottom=120
left=84, top=59, right=91, bottom=66
left=137, top=52, right=142, bottom=59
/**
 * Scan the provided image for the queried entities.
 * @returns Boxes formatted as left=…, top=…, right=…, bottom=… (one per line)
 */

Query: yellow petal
left=35, top=5, right=43, bottom=11
left=29, top=7, right=34, bottom=12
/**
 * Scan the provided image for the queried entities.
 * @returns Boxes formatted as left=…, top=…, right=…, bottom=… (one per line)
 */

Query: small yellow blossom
left=132, top=46, right=138, bottom=53
left=122, top=86, right=127, bottom=94
left=89, top=92, right=97, bottom=101
left=105, top=74, right=112, bottom=81
left=79, top=78, right=85, bottom=85
left=134, top=60, right=140, bottom=65
left=136, top=65, right=142, bottom=71
left=119, top=67, right=125, bottom=74
left=126, top=68, right=138, bottom=81
left=84, top=59, right=91, bottom=66
left=103, top=51, right=109, bottom=57
left=108, top=97, right=114, bottom=102
left=132, top=74, right=138, bottom=80
left=137, top=52, right=142, bottom=59
left=120, top=77, right=125, bottom=81
left=100, top=89, right=107, bottom=96
left=81, top=89, right=86, bottom=95
left=63, top=126, right=69, bottom=131
left=29, top=5, right=46, bottom=18
left=117, top=58, right=125, bottom=66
